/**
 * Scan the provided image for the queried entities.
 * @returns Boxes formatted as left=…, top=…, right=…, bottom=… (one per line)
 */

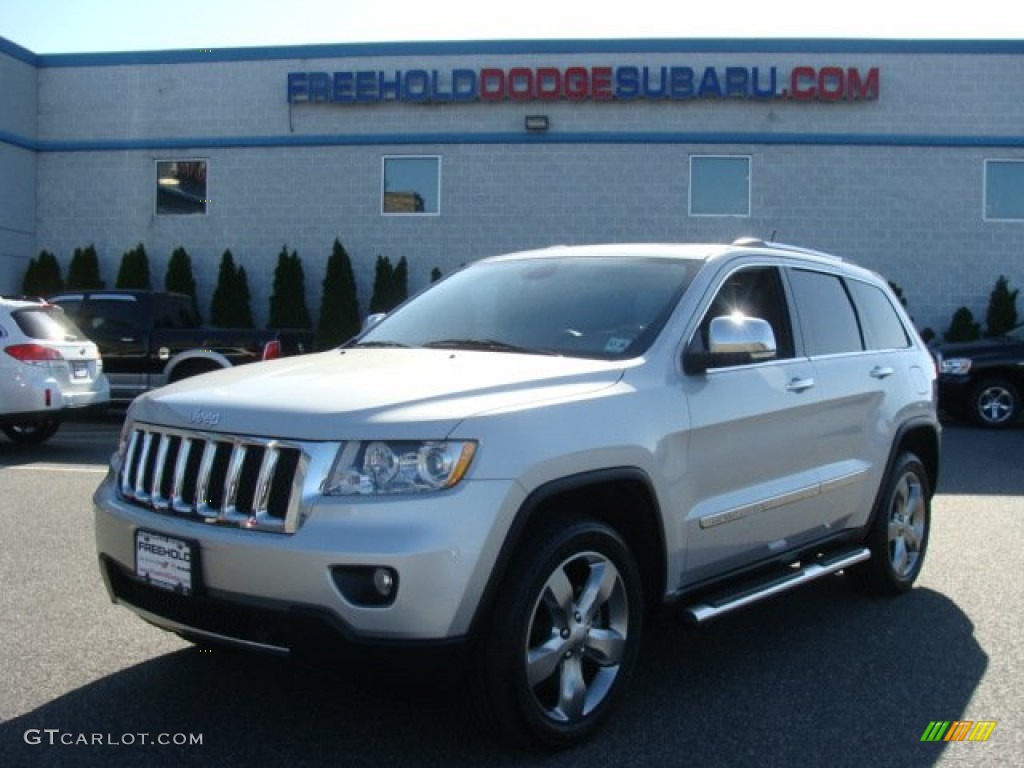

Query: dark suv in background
left=934, top=324, right=1024, bottom=428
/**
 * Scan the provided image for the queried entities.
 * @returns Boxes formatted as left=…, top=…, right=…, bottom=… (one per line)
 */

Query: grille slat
left=171, top=436, right=193, bottom=514
left=253, top=446, right=281, bottom=515
left=118, top=426, right=304, bottom=533
left=121, top=430, right=140, bottom=498
left=134, top=432, right=154, bottom=503
left=221, top=442, right=248, bottom=523
left=195, top=440, right=219, bottom=520
left=151, top=434, right=171, bottom=510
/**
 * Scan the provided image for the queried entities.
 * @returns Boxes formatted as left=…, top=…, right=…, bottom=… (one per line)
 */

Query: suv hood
left=936, top=336, right=1024, bottom=360
left=129, top=348, right=626, bottom=440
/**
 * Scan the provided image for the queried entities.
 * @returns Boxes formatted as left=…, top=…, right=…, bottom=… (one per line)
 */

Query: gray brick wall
left=10, top=40, right=1024, bottom=334
left=0, top=44, right=37, bottom=294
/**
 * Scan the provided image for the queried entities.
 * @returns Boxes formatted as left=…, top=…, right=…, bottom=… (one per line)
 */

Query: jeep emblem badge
left=188, top=408, right=221, bottom=426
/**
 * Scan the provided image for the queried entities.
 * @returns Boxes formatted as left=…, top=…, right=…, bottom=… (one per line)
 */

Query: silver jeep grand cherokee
left=94, top=240, right=940, bottom=747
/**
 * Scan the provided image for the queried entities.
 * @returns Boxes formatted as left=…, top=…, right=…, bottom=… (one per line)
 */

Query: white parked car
left=1, top=296, right=110, bottom=444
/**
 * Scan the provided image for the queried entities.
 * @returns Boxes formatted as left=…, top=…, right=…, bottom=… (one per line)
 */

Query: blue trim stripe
left=0, top=130, right=37, bottom=151
left=0, top=36, right=38, bottom=65
left=3, top=36, right=1024, bottom=69
left=4, top=130, right=1024, bottom=152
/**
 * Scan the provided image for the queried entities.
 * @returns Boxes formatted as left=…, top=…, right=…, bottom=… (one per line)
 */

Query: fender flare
left=465, top=466, right=666, bottom=641
left=163, top=349, right=232, bottom=382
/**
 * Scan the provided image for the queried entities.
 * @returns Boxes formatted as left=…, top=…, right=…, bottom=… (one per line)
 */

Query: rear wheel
left=481, top=518, right=643, bottom=748
left=2, top=420, right=60, bottom=444
left=847, top=452, right=930, bottom=595
left=970, top=377, right=1020, bottom=428
left=168, top=361, right=221, bottom=383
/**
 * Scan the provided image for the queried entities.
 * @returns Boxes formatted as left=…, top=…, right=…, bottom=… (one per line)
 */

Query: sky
left=1, top=0, right=1018, bottom=54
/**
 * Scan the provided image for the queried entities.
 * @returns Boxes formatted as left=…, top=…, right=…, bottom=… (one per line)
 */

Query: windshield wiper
left=350, top=340, right=411, bottom=349
left=422, top=338, right=557, bottom=355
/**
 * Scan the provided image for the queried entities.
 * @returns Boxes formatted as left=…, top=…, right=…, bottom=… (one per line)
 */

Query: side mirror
left=361, top=313, right=386, bottom=332
left=684, top=315, right=778, bottom=374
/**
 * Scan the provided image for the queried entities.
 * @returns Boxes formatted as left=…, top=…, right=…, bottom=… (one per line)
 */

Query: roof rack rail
left=0, top=294, right=49, bottom=303
left=730, top=237, right=845, bottom=263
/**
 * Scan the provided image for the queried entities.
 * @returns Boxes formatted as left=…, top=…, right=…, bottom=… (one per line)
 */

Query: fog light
left=373, top=567, right=395, bottom=597
left=330, top=565, right=399, bottom=607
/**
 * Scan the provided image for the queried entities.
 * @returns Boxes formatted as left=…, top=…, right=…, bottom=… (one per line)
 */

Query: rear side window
left=13, top=307, right=88, bottom=342
left=848, top=280, right=911, bottom=350
left=154, top=294, right=200, bottom=329
left=79, top=296, right=143, bottom=334
left=788, top=269, right=863, bottom=356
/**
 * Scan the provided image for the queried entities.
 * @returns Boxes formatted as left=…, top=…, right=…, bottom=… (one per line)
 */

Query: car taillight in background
left=262, top=340, right=281, bottom=361
left=4, top=344, right=63, bottom=364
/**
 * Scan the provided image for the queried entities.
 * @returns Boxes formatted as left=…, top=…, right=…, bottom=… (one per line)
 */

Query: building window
left=156, top=160, right=208, bottom=216
left=985, top=160, right=1024, bottom=221
left=382, top=156, right=440, bottom=215
left=689, top=155, right=751, bottom=217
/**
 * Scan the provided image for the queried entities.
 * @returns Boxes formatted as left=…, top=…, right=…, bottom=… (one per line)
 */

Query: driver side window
left=696, top=266, right=795, bottom=360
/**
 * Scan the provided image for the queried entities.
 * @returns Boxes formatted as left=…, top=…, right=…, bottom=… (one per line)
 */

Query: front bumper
left=936, top=375, right=972, bottom=414
left=93, top=471, right=523, bottom=652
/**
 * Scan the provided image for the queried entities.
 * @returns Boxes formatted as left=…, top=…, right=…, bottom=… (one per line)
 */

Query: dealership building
left=1, top=36, right=1022, bottom=335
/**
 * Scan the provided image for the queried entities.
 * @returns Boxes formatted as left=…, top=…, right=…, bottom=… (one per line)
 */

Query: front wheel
left=2, top=420, right=61, bottom=444
left=481, top=518, right=644, bottom=749
left=847, top=452, right=931, bottom=595
left=970, top=377, right=1020, bottom=428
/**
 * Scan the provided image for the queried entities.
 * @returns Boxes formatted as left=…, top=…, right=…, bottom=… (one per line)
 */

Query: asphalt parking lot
left=1, top=415, right=1021, bottom=767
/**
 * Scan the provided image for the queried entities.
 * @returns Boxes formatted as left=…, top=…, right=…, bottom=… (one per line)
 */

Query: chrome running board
left=684, top=547, right=871, bottom=624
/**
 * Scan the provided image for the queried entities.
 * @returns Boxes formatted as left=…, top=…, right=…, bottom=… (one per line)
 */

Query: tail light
left=5, top=343, right=63, bottom=364
left=262, top=340, right=282, bottom=361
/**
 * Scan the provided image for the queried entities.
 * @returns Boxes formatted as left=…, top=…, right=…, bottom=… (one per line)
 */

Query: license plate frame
left=72, top=361, right=88, bottom=379
left=134, top=530, right=196, bottom=595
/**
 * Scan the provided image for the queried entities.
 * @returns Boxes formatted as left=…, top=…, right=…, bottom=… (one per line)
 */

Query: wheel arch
left=467, top=468, right=667, bottom=641
left=164, top=351, right=230, bottom=382
left=864, top=417, right=941, bottom=534
left=969, top=364, right=1024, bottom=389
left=897, top=420, right=941, bottom=499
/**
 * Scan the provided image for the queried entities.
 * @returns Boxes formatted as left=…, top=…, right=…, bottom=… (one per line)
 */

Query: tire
left=847, top=452, right=931, bottom=596
left=168, top=362, right=221, bottom=384
left=970, top=377, right=1021, bottom=428
left=481, top=518, right=644, bottom=749
left=2, top=420, right=60, bottom=444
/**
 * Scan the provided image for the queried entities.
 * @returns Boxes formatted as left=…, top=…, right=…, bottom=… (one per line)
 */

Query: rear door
left=784, top=268, right=908, bottom=532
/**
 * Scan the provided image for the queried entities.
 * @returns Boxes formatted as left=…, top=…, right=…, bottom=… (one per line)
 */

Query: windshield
left=355, top=255, right=698, bottom=359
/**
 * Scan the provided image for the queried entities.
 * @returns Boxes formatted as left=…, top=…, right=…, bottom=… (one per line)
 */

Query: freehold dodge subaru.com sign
left=287, top=64, right=880, bottom=104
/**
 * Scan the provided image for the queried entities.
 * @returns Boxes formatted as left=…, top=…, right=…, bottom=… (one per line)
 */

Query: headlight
left=939, top=357, right=972, bottom=375
left=324, top=440, right=477, bottom=496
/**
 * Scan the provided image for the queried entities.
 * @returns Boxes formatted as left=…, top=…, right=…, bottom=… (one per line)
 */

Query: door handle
left=786, top=377, right=816, bottom=392
left=870, top=366, right=895, bottom=379
left=120, top=337, right=137, bottom=343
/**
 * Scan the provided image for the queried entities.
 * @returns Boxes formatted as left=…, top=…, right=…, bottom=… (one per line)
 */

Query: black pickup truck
left=50, top=290, right=312, bottom=403
left=934, top=323, right=1024, bottom=428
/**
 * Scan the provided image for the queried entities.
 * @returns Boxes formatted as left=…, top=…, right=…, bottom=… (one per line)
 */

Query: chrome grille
left=118, top=425, right=304, bottom=533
